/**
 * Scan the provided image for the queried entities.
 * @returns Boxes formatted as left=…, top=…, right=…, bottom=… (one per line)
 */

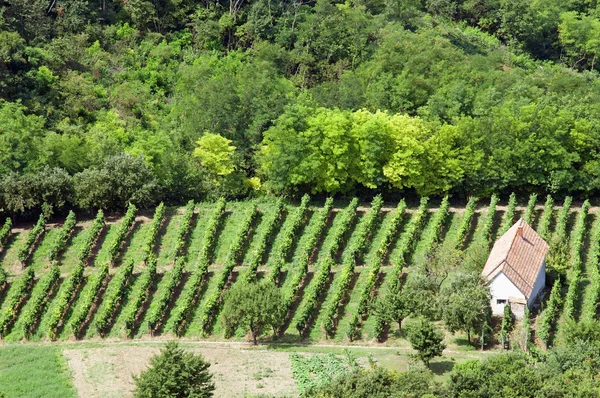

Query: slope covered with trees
left=2, top=1, right=600, bottom=217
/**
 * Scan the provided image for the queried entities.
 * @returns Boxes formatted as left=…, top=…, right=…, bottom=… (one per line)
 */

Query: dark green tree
left=133, top=342, right=215, bottom=398
left=404, top=316, right=446, bottom=368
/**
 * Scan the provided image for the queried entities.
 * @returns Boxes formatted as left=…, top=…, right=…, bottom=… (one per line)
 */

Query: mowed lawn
left=0, top=345, right=76, bottom=398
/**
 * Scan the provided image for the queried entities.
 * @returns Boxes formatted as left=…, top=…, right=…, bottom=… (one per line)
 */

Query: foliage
left=295, top=257, right=334, bottom=337
left=538, top=278, right=562, bottom=347
left=193, top=133, right=236, bottom=176
left=107, top=202, right=137, bottom=265
left=441, top=272, right=491, bottom=344
left=279, top=198, right=334, bottom=321
left=478, top=194, right=499, bottom=244
left=455, top=196, right=477, bottom=249
left=306, top=367, right=435, bottom=398
left=22, top=265, right=60, bottom=337
left=404, top=316, right=446, bottom=368
left=69, top=263, right=109, bottom=336
left=221, top=280, right=285, bottom=343
left=47, top=263, right=85, bottom=339
left=123, top=255, right=158, bottom=336
left=500, top=304, right=514, bottom=348
left=95, top=260, right=135, bottom=335
left=196, top=205, right=257, bottom=334
left=564, top=200, right=590, bottom=319
left=241, top=198, right=284, bottom=282
left=173, top=200, right=195, bottom=257
left=78, top=209, right=105, bottom=263
left=146, top=257, right=186, bottom=333
left=267, top=194, right=310, bottom=280
left=524, top=193, right=538, bottom=225
left=48, top=210, right=76, bottom=262
left=323, top=196, right=382, bottom=336
left=0, top=267, right=34, bottom=336
left=537, top=195, right=554, bottom=240
left=499, top=192, right=517, bottom=235
left=17, top=214, right=45, bottom=264
left=290, top=353, right=356, bottom=396
left=133, top=342, right=215, bottom=398
left=141, top=202, right=166, bottom=263
left=0, top=218, right=12, bottom=249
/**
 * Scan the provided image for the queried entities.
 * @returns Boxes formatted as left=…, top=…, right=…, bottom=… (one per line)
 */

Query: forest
left=3, top=0, right=600, bottom=217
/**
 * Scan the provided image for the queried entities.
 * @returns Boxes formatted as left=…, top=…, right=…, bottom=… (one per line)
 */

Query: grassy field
left=0, top=345, right=76, bottom=397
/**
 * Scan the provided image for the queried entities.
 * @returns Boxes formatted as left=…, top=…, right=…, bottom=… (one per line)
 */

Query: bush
left=133, top=342, right=215, bottom=398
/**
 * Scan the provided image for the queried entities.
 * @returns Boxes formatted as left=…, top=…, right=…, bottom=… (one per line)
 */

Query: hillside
left=0, top=194, right=593, bottom=347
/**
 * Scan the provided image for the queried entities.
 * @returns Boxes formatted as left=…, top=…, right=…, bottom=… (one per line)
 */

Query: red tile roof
left=482, top=219, right=549, bottom=299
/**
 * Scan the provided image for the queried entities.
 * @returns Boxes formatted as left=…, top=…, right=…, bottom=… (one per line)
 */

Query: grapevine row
left=69, top=263, right=109, bottom=336
left=78, top=210, right=106, bottom=263
left=295, top=257, right=334, bottom=337
left=391, top=197, right=430, bottom=267
left=347, top=200, right=407, bottom=341
left=197, top=206, right=258, bottom=334
left=537, top=195, right=554, bottom=240
left=419, top=195, right=450, bottom=256
left=373, top=198, right=430, bottom=341
left=18, top=214, right=45, bottom=265
left=554, top=196, right=573, bottom=240
left=141, top=203, right=165, bottom=263
left=318, top=198, right=359, bottom=260
left=47, top=262, right=85, bottom=339
left=48, top=211, right=77, bottom=262
left=241, top=198, right=284, bottom=282
left=123, top=255, right=158, bottom=336
left=95, top=260, right=135, bottom=335
left=498, top=192, right=517, bottom=235
left=146, top=257, right=186, bottom=334
left=478, top=194, right=499, bottom=244
left=152, top=201, right=225, bottom=335
left=267, top=194, right=311, bottom=280
left=173, top=200, right=195, bottom=257
left=277, top=198, right=334, bottom=319
left=197, top=199, right=227, bottom=265
left=107, top=203, right=137, bottom=265
left=454, top=196, right=477, bottom=249
left=322, top=196, right=383, bottom=336
left=22, top=265, right=60, bottom=337
left=0, top=218, right=12, bottom=249
left=563, top=200, right=590, bottom=319
left=0, top=268, right=34, bottom=337
left=582, top=218, right=600, bottom=322
left=537, top=278, right=562, bottom=347
left=523, top=194, right=537, bottom=225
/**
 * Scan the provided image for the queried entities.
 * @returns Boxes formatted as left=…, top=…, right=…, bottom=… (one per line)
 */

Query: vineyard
left=0, top=195, right=595, bottom=345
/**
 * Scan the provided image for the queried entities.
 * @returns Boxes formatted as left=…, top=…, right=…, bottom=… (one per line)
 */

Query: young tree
left=405, top=316, right=446, bottom=368
left=220, top=279, right=285, bottom=344
left=373, top=271, right=409, bottom=330
left=133, top=342, right=215, bottom=398
left=441, top=272, right=490, bottom=345
left=500, top=304, right=514, bottom=349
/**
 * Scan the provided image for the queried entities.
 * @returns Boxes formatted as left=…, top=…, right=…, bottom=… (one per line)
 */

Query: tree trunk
left=467, top=329, right=471, bottom=345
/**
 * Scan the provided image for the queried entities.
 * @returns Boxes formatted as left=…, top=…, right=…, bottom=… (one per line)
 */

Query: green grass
left=0, top=345, right=76, bottom=398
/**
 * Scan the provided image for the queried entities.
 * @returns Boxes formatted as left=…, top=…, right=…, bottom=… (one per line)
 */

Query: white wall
left=489, top=272, right=526, bottom=316
left=528, top=260, right=546, bottom=306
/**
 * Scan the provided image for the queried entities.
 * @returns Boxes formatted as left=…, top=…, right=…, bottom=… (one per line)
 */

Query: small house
left=481, top=219, right=549, bottom=318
